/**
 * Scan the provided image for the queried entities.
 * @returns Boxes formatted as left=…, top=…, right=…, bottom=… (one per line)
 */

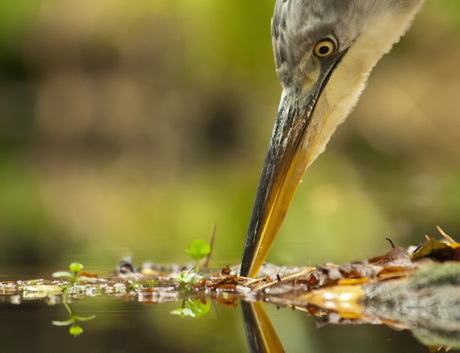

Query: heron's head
left=241, top=0, right=425, bottom=278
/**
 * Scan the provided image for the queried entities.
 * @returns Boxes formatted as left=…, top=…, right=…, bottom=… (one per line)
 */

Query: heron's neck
left=309, top=0, right=425, bottom=164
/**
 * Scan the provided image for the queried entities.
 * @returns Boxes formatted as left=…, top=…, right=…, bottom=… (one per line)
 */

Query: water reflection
left=52, top=294, right=96, bottom=337
left=3, top=248, right=460, bottom=352
left=242, top=301, right=284, bottom=353
left=1, top=263, right=460, bottom=352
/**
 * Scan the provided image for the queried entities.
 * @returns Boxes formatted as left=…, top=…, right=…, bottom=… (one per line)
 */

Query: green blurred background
left=2, top=1, right=460, bottom=352
left=1, top=0, right=460, bottom=273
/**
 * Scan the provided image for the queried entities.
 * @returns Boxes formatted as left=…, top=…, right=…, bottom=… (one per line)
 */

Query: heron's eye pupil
left=319, top=46, right=329, bottom=55
left=313, top=37, right=337, bottom=58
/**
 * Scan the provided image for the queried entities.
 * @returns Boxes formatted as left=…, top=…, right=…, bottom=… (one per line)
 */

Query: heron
left=241, top=0, right=426, bottom=278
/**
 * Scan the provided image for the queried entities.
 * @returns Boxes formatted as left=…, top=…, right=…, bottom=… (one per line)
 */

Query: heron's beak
left=241, top=53, right=346, bottom=278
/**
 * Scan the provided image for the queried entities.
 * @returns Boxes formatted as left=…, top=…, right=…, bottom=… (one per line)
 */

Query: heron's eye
left=313, top=38, right=336, bottom=58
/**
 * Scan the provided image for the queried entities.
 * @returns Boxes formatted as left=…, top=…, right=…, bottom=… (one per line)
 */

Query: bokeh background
left=1, top=1, right=460, bottom=352
left=1, top=0, right=460, bottom=274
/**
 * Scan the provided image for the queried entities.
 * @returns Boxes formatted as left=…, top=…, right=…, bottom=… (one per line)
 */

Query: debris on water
left=1, top=230, right=460, bottom=351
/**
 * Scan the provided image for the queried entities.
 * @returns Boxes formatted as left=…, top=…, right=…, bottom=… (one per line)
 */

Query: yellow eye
left=313, top=38, right=336, bottom=58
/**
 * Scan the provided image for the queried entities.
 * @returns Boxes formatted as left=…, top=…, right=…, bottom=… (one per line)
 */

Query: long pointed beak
left=241, top=53, right=346, bottom=278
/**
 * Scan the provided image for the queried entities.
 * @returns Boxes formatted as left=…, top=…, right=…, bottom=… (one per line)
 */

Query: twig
left=201, top=225, right=216, bottom=270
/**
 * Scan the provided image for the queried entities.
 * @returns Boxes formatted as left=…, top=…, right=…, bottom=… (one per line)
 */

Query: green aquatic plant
left=185, top=239, right=211, bottom=272
left=50, top=262, right=98, bottom=335
left=170, top=239, right=212, bottom=291
left=52, top=296, right=96, bottom=337
left=168, top=239, right=212, bottom=318
left=52, top=262, right=97, bottom=285
left=171, top=269, right=201, bottom=292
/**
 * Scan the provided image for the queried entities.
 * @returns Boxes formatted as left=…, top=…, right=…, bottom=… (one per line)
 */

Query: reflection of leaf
left=75, top=314, right=97, bottom=322
left=170, top=307, right=196, bottom=318
left=170, top=299, right=211, bottom=318
left=52, top=319, right=74, bottom=326
left=69, top=323, right=83, bottom=337
left=52, top=297, right=96, bottom=337
left=189, top=299, right=211, bottom=317
left=216, top=293, right=238, bottom=308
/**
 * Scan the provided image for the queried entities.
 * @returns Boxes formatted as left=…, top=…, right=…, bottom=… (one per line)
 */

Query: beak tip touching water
left=240, top=90, right=320, bottom=278
left=240, top=52, right=346, bottom=278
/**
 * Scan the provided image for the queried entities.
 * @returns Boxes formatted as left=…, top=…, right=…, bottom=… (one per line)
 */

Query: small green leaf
left=170, top=299, right=211, bottom=318
left=185, top=239, right=211, bottom=262
left=52, top=271, right=73, bottom=280
left=69, top=262, right=84, bottom=274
